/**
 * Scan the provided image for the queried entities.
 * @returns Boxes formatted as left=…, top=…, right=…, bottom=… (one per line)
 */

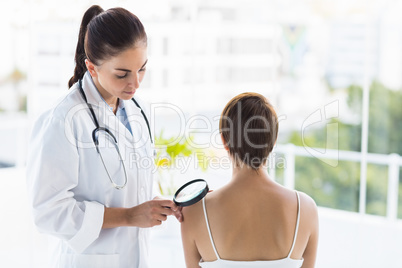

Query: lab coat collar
left=81, top=71, right=106, bottom=108
left=123, top=96, right=144, bottom=137
left=80, top=71, right=143, bottom=141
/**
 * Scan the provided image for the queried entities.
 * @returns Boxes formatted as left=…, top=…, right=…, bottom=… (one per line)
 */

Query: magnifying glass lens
left=175, top=181, right=206, bottom=202
left=173, top=179, right=209, bottom=207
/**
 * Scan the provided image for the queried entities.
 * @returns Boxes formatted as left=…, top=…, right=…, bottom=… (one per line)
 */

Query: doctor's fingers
left=150, top=212, right=168, bottom=226
left=154, top=199, right=179, bottom=211
left=152, top=219, right=164, bottom=226
left=172, top=208, right=183, bottom=222
left=158, top=206, right=175, bottom=216
left=147, top=203, right=174, bottom=217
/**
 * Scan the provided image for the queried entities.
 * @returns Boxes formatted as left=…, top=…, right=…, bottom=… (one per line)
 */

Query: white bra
left=199, top=191, right=304, bottom=268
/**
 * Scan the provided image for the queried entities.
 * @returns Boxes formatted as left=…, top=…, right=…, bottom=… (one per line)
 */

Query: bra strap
left=287, top=191, right=301, bottom=258
left=202, top=198, right=221, bottom=260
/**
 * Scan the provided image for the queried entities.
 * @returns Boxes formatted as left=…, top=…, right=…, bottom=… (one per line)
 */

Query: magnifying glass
left=173, top=179, right=209, bottom=207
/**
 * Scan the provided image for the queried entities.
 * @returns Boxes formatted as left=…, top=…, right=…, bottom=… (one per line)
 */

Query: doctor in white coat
left=26, top=5, right=181, bottom=268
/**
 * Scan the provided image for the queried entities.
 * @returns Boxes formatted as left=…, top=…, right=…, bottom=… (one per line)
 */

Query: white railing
left=1, top=117, right=401, bottom=220
left=273, top=143, right=402, bottom=220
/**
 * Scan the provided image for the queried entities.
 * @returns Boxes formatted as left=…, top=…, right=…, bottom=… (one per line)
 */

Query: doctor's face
left=87, top=45, right=148, bottom=103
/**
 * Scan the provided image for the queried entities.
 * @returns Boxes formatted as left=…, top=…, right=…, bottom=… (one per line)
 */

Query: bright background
left=1, top=0, right=402, bottom=267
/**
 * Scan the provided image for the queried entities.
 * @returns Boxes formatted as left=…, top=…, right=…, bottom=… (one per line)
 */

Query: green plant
left=154, top=130, right=212, bottom=196
left=155, top=131, right=194, bottom=169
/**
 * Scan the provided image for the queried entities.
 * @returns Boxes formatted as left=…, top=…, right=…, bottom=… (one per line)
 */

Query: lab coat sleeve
left=26, top=113, right=104, bottom=253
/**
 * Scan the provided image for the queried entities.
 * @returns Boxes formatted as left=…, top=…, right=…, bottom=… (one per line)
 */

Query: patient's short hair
left=219, top=92, right=278, bottom=170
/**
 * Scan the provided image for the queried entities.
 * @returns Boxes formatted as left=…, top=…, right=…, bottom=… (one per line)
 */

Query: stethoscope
left=78, top=79, right=153, bottom=189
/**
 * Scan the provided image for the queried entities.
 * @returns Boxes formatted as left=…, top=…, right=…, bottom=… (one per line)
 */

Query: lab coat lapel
left=81, top=72, right=126, bottom=140
left=80, top=72, right=151, bottom=149
left=124, top=98, right=146, bottom=147
left=81, top=72, right=103, bottom=108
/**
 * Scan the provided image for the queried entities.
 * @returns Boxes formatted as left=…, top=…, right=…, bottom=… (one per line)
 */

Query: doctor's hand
left=127, top=197, right=182, bottom=228
left=153, top=196, right=183, bottom=223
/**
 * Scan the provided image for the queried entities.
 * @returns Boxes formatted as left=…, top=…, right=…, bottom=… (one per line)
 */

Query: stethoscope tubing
left=78, top=79, right=153, bottom=189
left=78, top=79, right=153, bottom=143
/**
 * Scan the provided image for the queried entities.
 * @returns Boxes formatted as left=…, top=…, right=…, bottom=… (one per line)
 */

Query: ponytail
left=68, top=5, right=104, bottom=88
left=68, top=5, right=147, bottom=88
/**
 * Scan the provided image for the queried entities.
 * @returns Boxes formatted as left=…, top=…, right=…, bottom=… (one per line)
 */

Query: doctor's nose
left=129, top=74, right=141, bottom=89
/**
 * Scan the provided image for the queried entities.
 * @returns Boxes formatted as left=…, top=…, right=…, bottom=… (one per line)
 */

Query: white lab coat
left=26, top=72, right=154, bottom=268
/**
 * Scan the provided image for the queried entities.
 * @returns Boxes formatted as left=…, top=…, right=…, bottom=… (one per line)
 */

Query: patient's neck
left=231, top=164, right=271, bottom=183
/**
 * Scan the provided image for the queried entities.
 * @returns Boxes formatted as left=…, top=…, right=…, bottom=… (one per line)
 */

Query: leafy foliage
left=154, top=130, right=194, bottom=169
left=286, top=81, right=402, bottom=217
left=154, top=130, right=212, bottom=195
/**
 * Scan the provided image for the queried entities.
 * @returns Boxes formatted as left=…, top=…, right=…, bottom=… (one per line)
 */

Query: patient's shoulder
left=182, top=199, right=203, bottom=222
left=181, top=190, right=220, bottom=237
left=297, top=191, right=319, bottom=232
left=182, top=190, right=220, bottom=220
left=298, top=191, right=317, bottom=214
left=181, top=196, right=206, bottom=237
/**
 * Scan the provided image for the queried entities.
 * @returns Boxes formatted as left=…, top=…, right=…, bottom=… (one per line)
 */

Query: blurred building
left=6, top=0, right=402, bottom=166
left=325, top=6, right=402, bottom=90
left=29, top=1, right=282, bottom=118
left=325, top=19, right=379, bottom=89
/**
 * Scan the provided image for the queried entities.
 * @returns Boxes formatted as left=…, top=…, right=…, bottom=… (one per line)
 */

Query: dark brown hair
left=219, top=92, right=278, bottom=170
left=68, top=5, right=147, bottom=88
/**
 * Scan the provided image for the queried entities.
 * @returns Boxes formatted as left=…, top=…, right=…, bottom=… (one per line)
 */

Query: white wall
left=317, top=207, right=402, bottom=268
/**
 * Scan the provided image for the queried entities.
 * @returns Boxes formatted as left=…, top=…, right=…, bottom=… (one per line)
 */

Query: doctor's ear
left=85, top=59, right=98, bottom=78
